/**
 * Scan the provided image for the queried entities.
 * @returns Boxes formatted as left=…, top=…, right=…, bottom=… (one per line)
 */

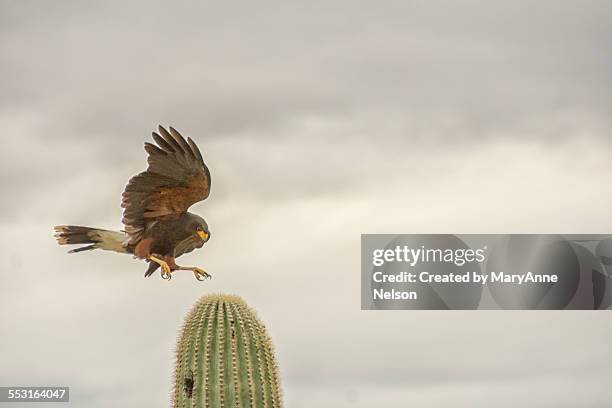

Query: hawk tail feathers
left=54, top=226, right=129, bottom=254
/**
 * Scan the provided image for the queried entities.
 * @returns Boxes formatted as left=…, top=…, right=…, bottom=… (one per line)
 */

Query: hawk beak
left=197, top=230, right=209, bottom=241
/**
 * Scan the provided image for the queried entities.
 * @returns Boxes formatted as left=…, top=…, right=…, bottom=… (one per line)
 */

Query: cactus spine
left=173, top=294, right=283, bottom=408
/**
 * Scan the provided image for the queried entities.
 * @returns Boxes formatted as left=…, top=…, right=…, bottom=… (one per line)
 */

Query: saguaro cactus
left=173, top=294, right=283, bottom=407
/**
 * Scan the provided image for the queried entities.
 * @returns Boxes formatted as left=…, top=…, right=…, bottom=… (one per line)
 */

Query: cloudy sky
left=1, top=1, right=612, bottom=406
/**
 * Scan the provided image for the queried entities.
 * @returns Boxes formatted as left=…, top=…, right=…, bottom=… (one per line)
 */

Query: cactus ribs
left=54, top=126, right=213, bottom=281
left=173, top=295, right=283, bottom=406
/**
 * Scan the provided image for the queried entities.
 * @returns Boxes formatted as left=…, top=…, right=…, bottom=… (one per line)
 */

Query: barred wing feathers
left=121, top=126, right=211, bottom=243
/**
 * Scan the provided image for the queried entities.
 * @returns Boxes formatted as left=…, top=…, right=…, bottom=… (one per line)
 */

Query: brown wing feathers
left=121, top=126, right=211, bottom=242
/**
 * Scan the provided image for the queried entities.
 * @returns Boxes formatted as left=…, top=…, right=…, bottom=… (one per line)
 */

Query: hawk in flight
left=54, top=126, right=212, bottom=281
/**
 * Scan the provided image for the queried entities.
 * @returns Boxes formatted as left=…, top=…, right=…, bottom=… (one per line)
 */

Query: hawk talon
left=149, top=255, right=173, bottom=281
left=192, top=268, right=211, bottom=281
left=161, top=263, right=172, bottom=280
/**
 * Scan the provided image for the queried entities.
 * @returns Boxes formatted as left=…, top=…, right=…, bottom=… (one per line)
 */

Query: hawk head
left=186, top=214, right=210, bottom=243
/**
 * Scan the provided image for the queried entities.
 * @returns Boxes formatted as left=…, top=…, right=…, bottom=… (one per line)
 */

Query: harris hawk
left=54, top=126, right=212, bottom=281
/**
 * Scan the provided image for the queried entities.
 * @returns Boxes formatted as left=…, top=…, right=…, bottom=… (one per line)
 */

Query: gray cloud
left=2, top=1, right=611, bottom=141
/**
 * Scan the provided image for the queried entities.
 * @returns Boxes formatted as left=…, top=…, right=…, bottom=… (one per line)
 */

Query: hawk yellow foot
left=161, top=267, right=172, bottom=281
left=149, top=255, right=173, bottom=281
left=176, top=266, right=211, bottom=281
left=192, top=267, right=211, bottom=281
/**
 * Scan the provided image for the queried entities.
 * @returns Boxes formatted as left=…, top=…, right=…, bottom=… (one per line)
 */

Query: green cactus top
left=173, top=294, right=283, bottom=408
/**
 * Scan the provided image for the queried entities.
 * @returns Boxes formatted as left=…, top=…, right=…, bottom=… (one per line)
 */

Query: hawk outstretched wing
left=121, top=126, right=211, bottom=244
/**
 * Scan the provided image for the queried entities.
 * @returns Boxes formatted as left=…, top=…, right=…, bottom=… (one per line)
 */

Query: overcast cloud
left=1, top=1, right=612, bottom=407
